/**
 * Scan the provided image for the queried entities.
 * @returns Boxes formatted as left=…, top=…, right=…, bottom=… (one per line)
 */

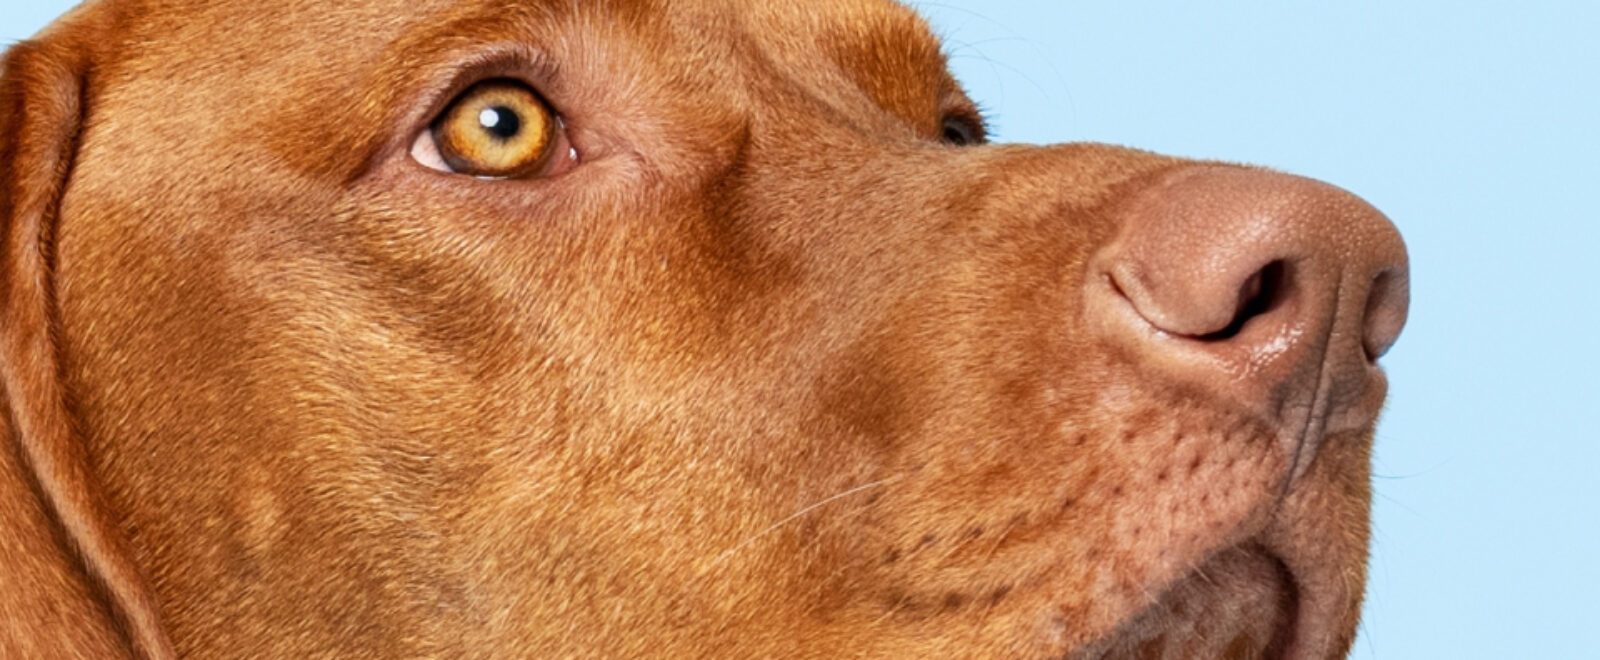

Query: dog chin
left=1069, top=544, right=1300, bottom=659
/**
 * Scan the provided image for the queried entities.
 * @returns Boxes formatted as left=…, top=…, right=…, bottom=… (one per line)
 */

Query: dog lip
left=1064, top=542, right=1318, bottom=659
left=1260, top=553, right=1337, bottom=660
left=1256, top=507, right=1361, bottom=660
left=1262, top=549, right=1313, bottom=660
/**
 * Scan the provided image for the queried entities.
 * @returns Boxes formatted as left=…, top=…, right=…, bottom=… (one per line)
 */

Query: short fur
left=1, top=1, right=1405, bottom=658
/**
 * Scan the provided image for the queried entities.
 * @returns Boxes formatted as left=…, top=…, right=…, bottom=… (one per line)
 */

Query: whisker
left=702, top=475, right=902, bottom=574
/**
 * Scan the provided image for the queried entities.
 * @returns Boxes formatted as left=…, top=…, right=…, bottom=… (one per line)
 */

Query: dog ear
left=0, top=13, right=175, bottom=660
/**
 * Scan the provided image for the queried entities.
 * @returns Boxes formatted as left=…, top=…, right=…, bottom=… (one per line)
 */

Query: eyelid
left=400, top=48, right=580, bottom=179
left=363, top=43, right=567, bottom=179
left=415, top=46, right=565, bottom=131
left=960, top=115, right=989, bottom=144
left=939, top=92, right=988, bottom=143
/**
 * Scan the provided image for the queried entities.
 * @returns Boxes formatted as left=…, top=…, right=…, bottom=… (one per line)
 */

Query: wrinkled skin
left=0, top=0, right=1406, bottom=658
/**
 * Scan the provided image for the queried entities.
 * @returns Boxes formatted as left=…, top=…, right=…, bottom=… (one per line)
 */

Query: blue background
left=5, top=1, right=1596, bottom=657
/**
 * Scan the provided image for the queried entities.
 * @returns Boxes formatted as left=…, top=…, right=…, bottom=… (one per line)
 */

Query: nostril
left=1198, top=261, right=1289, bottom=342
left=1362, top=268, right=1408, bottom=360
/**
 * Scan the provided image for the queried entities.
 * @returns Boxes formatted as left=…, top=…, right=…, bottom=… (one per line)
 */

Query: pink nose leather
left=1086, top=165, right=1409, bottom=480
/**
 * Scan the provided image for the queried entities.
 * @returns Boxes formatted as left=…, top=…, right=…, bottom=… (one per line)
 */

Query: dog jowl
left=0, top=0, right=1407, bottom=658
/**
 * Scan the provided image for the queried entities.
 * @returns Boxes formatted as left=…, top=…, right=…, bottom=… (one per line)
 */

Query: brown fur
left=0, top=1, right=1406, bottom=658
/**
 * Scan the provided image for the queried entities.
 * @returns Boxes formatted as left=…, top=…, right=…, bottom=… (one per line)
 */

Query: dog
left=0, top=0, right=1408, bottom=657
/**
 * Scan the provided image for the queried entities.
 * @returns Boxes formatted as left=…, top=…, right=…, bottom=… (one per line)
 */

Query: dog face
left=0, top=0, right=1407, bottom=657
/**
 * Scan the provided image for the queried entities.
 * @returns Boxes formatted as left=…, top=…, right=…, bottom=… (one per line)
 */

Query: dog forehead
left=82, top=0, right=954, bottom=181
left=101, top=0, right=946, bottom=75
left=737, top=0, right=957, bottom=125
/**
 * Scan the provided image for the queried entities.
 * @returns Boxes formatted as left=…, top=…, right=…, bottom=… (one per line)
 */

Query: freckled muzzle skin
left=0, top=0, right=1405, bottom=658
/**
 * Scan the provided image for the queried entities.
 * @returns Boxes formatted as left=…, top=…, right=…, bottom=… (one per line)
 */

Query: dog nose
left=1086, top=165, right=1409, bottom=459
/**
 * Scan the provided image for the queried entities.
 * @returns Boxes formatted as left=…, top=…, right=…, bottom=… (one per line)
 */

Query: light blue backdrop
left=5, top=1, right=1596, bottom=657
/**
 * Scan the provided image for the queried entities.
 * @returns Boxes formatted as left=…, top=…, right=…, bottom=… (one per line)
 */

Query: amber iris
left=431, top=80, right=557, bottom=178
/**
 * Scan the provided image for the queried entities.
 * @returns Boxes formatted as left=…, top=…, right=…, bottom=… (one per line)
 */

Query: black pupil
left=480, top=106, right=522, bottom=140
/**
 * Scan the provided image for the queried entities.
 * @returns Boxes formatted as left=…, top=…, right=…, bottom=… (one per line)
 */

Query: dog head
left=1, top=0, right=1407, bottom=657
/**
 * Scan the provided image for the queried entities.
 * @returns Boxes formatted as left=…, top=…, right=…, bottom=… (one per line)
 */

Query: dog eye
left=940, top=116, right=985, bottom=146
left=412, top=79, right=571, bottom=179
